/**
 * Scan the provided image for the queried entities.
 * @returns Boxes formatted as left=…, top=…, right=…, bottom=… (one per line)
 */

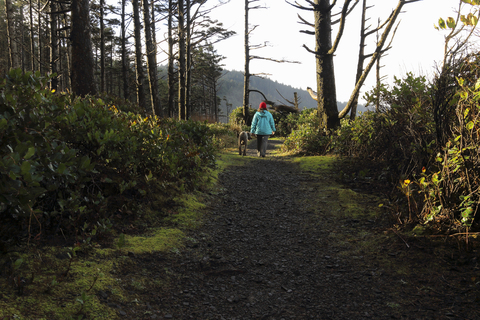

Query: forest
left=1, top=0, right=480, bottom=318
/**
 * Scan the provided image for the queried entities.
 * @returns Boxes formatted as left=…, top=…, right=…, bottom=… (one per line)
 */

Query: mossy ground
left=0, top=173, right=212, bottom=320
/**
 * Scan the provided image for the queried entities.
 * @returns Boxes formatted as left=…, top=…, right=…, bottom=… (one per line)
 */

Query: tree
left=351, top=0, right=396, bottom=119
left=99, top=0, right=106, bottom=92
left=143, top=0, right=162, bottom=116
left=178, top=0, right=186, bottom=120
left=5, top=0, right=20, bottom=70
left=132, top=0, right=147, bottom=112
left=243, top=0, right=253, bottom=125
left=243, top=0, right=299, bottom=125
left=183, top=1, right=235, bottom=120
left=120, top=0, right=130, bottom=101
left=49, top=0, right=58, bottom=91
left=71, top=0, right=97, bottom=96
left=190, top=44, right=224, bottom=121
left=167, top=0, right=176, bottom=117
left=291, top=0, right=419, bottom=130
left=28, top=0, right=35, bottom=71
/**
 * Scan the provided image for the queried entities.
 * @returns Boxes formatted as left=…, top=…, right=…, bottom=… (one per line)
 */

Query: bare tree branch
left=300, top=30, right=316, bottom=35
left=329, top=0, right=355, bottom=55
left=338, top=0, right=414, bottom=119
left=297, top=13, right=314, bottom=27
left=285, top=0, right=314, bottom=11
left=250, top=55, right=301, bottom=64
left=302, top=44, right=317, bottom=55
left=332, top=0, right=360, bottom=25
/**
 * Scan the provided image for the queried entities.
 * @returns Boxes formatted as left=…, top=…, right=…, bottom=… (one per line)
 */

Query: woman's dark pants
left=256, top=135, right=269, bottom=157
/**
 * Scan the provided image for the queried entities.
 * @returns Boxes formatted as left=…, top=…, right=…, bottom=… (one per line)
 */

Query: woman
left=250, top=101, right=276, bottom=157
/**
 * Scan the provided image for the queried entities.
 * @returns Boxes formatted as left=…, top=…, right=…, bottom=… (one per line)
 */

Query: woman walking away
left=250, top=101, right=276, bottom=157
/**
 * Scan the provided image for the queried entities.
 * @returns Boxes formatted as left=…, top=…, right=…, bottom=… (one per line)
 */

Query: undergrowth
left=0, top=69, right=232, bottom=320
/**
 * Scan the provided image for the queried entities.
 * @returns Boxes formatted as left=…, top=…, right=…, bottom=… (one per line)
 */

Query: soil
left=113, top=140, right=480, bottom=320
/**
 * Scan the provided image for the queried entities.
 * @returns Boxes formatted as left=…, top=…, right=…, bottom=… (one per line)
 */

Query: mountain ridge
left=217, top=69, right=368, bottom=122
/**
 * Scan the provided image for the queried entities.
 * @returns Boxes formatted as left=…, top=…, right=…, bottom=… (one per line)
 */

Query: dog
left=238, top=131, right=252, bottom=156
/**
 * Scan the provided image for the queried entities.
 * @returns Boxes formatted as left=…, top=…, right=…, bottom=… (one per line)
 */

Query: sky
left=207, top=0, right=470, bottom=103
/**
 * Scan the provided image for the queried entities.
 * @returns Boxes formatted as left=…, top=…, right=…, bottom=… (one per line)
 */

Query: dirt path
left=119, top=140, right=480, bottom=319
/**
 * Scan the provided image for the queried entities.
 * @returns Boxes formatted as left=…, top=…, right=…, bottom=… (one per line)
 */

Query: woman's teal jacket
left=250, top=110, right=276, bottom=135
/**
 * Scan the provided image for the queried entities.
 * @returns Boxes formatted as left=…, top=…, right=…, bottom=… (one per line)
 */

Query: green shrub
left=416, top=73, right=480, bottom=230
left=282, top=109, right=331, bottom=155
left=0, top=69, right=217, bottom=247
left=229, top=106, right=255, bottom=125
left=341, top=73, right=436, bottom=177
left=0, top=70, right=96, bottom=244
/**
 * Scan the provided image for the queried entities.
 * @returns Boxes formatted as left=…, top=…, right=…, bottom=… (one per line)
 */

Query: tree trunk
left=50, top=0, right=58, bottom=91
left=185, top=0, right=191, bottom=120
left=178, top=0, right=186, bottom=120
left=29, top=0, right=35, bottom=71
left=338, top=0, right=409, bottom=119
left=314, top=0, right=339, bottom=130
left=20, top=4, right=25, bottom=73
left=167, top=0, right=175, bottom=117
left=132, top=0, right=147, bottom=112
left=100, top=0, right=105, bottom=92
left=37, top=0, right=42, bottom=74
left=242, top=0, right=250, bottom=125
left=213, top=81, right=218, bottom=122
left=70, top=0, right=97, bottom=96
left=143, top=0, right=161, bottom=116
left=151, top=0, right=162, bottom=117
left=62, top=12, right=71, bottom=91
left=5, top=0, right=19, bottom=70
left=121, top=0, right=130, bottom=100
left=350, top=0, right=368, bottom=120
left=375, top=53, right=381, bottom=112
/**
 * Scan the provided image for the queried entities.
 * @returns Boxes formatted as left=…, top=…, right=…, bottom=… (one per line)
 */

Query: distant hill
left=216, top=69, right=368, bottom=123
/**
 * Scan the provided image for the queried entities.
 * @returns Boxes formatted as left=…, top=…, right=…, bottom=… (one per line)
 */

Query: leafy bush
left=207, top=122, right=238, bottom=149
left=0, top=69, right=217, bottom=247
left=416, top=68, right=480, bottom=230
left=229, top=106, right=256, bottom=125
left=282, top=109, right=331, bottom=155
left=339, top=73, right=436, bottom=177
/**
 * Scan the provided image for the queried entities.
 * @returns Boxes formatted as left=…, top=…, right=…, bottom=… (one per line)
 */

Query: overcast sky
left=208, top=0, right=470, bottom=103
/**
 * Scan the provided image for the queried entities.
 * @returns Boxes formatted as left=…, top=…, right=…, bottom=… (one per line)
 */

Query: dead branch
left=329, top=0, right=357, bottom=55
left=297, top=13, right=314, bottom=27
left=306, top=87, right=318, bottom=101
left=338, top=0, right=416, bottom=119
left=276, top=89, right=295, bottom=106
left=285, top=0, right=314, bottom=11
left=300, top=30, right=316, bottom=35
left=302, top=44, right=318, bottom=55
left=250, top=55, right=301, bottom=64
left=271, top=104, right=299, bottom=114
left=249, top=89, right=268, bottom=101
left=332, top=0, right=360, bottom=25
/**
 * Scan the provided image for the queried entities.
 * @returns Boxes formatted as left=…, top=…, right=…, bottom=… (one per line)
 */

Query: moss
left=0, top=249, right=118, bottom=319
left=215, top=152, right=252, bottom=170
left=124, top=228, right=185, bottom=254
left=292, top=155, right=337, bottom=175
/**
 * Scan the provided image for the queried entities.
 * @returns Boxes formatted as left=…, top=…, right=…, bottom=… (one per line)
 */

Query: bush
left=415, top=60, right=480, bottom=230
left=229, top=106, right=255, bottom=126
left=0, top=69, right=217, bottom=247
left=340, top=73, right=436, bottom=177
left=282, top=109, right=331, bottom=155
